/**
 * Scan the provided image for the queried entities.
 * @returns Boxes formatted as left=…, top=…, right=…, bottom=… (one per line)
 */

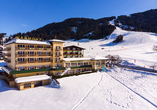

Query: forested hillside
left=115, top=9, right=157, bottom=33
left=12, top=17, right=116, bottom=40
left=8, top=9, right=157, bottom=41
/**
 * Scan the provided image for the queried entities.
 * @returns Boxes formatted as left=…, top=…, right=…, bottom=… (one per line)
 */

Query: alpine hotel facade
left=2, top=37, right=108, bottom=90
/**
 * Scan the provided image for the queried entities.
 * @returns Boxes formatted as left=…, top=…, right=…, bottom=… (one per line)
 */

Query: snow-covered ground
left=0, top=67, right=157, bottom=110
left=1, top=25, right=157, bottom=110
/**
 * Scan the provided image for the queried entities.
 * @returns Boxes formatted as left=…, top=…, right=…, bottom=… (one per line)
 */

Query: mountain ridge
left=11, top=9, right=157, bottom=41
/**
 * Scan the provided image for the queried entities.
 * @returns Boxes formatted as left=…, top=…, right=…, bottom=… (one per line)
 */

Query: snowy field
left=0, top=67, right=157, bottom=110
left=1, top=25, right=157, bottom=109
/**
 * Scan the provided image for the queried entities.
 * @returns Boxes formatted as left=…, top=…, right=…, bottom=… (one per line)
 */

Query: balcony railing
left=36, top=60, right=44, bottom=62
left=56, top=54, right=61, bottom=57
left=37, top=54, right=44, bottom=56
left=16, top=54, right=26, bottom=57
left=44, top=48, right=52, bottom=50
left=45, top=60, right=51, bottom=62
left=36, top=48, right=44, bottom=50
left=56, top=48, right=62, bottom=51
left=16, top=61, right=26, bottom=64
left=28, top=61, right=35, bottom=63
left=56, top=60, right=60, bottom=63
left=28, top=54, right=35, bottom=56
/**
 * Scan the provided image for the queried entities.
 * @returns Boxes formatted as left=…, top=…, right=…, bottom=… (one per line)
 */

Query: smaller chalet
left=63, top=45, right=85, bottom=58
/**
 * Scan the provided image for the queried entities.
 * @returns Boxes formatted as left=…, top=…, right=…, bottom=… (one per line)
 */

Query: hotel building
left=2, top=38, right=108, bottom=90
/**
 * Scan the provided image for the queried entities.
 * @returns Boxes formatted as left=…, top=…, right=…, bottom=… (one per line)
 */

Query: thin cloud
left=21, top=24, right=28, bottom=26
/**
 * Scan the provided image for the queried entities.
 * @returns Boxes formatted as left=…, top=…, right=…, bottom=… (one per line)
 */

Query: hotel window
left=28, top=52, right=34, bottom=55
left=28, top=58, right=34, bottom=62
left=67, top=48, right=70, bottom=50
left=24, top=83, right=31, bottom=88
left=37, top=65, right=43, bottom=69
left=37, top=45, right=43, bottom=48
left=96, top=61, right=100, bottom=65
left=84, top=62, right=88, bottom=65
left=27, top=66, right=35, bottom=70
left=45, top=58, right=50, bottom=61
left=66, top=63, right=70, bottom=67
left=17, top=66, right=25, bottom=70
left=37, top=52, right=43, bottom=55
left=56, top=57, right=60, bottom=62
left=18, top=51, right=25, bottom=54
left=101, top=61, right=105, bottom=65
left=45, top=65, right=50, bottom=68
left=56, top=52, right=60, bottom=56
left=71, top=63, right=77, bottom=67
left=37, top=58, right=43, bottom=62
left=18, top=45, right=25, bottom=48
left=46, top=46, right=51, bottom=48
left=73, top=48, right=76, bottom=50
left=18, top=58, right=25, bottom=62
left=28, top=45, right=34, bottom=48
left=45, top=52, right=51, bottom=55
left=78, top=62, right=83, bottom=66
left=70, top=70, right=75, bottom=74
left=56, top=46, right=61, bottom=50
left=55, top=71, right=60, bottom=75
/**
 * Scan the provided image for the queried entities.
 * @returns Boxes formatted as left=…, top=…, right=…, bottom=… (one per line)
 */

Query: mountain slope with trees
left=12, top=17, right=116, bottom=40
left=8, top=9, right=157, bottom=41
left=115, top=9, right=157, bottom=33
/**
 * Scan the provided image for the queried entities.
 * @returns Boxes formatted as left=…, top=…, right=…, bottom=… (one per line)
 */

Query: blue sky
left=0, top=0, right=157, bottom=36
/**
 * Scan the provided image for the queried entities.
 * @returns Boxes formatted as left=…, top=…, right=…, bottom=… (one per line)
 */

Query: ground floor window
left=45, top=65, right=50, bottom=68
left=101, top=61, right=105, bottom=65
left=70, top=70, right=75, bottom=74
left=76, top=69, right=81, bottom=73
left=18, top=66, right=25, bottom=70
left=34, top=81, right=42, bottom=87
left=66, top=63, right=70, bottom=67
left=84, top=62, right=88, bottom=65
left=78, top=62, right=83, bottom=66
left=55, top=71, right=60, bottom=75
left=27, top=66, right=35, bottom=70
left=96, top=61, right=100, bottom=65
left=24, top=83, right=31, bottom=88
left=45, top=71, right=50, bottom=76
left=71, top=63, right=77, bottom=67
left=37, top=65, right=43, bottom=69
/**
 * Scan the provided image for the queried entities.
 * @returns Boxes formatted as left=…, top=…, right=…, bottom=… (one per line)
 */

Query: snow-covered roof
left=1, top=66, right=12, bottom=74
left=91, top=55, right=109, bottom=60
left=63, top=57, right=91, bottom=61
left=63, top=45, right=85, bottom=49
left=15, top=74, right=51, bottom=83
left=5, top=39, right=51, bottom=45
left=63, top=56, right=108, bottom=61
left=48, top=39, right=64, bottom=43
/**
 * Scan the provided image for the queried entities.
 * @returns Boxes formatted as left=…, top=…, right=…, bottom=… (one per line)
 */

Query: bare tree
left=153, top=45, right=157, bottom=52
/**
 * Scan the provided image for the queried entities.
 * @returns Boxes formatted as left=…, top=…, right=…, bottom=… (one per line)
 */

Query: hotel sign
left=16, top=36, right=42, bottom=41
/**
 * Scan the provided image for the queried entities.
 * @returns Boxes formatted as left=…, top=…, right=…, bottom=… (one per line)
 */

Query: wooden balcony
left=28, top=54, right=35, bottom=56
left=56, top=48, right=62, bottom=51
left=16, top=54, right=26, bottom=57
left=16, top=61, right=26, bottom=64
left=56, top=54, right=62, bottom=57
left=28, top=61, right=35, bottom=63
left=44, top=48, right=52, bottom=50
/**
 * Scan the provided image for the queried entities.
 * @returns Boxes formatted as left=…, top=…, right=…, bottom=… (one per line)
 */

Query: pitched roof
left=63, top=45, right=85, bottom=50
left=5, top=38, right=51, bottom=45
left=48, top=39, right=65, bottom=43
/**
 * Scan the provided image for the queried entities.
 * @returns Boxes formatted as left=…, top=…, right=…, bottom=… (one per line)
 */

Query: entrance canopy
left=15, top=75, right=51, bottom=83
